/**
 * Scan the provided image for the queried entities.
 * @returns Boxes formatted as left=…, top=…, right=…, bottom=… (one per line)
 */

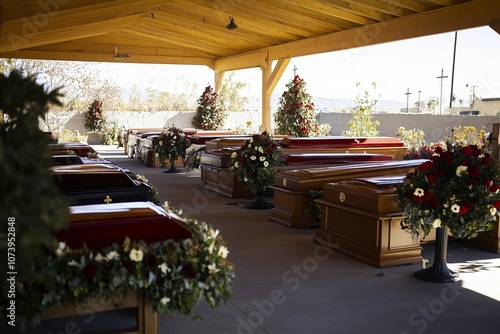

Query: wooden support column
left=214, top=71, right=226, bottom=93
left=261, top=57, right=290, bottom=132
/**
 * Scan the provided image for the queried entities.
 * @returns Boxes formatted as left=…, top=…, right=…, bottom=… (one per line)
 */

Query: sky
left=106, top=26, right=500, bottom=108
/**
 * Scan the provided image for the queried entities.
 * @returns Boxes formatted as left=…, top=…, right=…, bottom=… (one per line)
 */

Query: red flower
left=423, top=190, right=433, bottom=201
left=460, top=146, right=473, bottom=156
left=83, top=264, right=98, bottom=280
left=482, top=156, right=492, bottom=166
left=491, top=184, right=500, bottom=194
left=430, top=198, right=440, bottom=208
left=459, top=201, right=472, bottom=215
left=418, top=161, right=434, bottom=172
left=493, top=200, right=500, bottom=209
left=468, top=166, right=480, bottom=178
left=426, top=174, right=436, bottom=184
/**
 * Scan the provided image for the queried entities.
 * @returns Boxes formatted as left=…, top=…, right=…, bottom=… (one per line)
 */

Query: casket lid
left=279, top=136, right=404, bottom=148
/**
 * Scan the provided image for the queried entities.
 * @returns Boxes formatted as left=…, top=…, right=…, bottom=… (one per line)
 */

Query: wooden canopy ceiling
left=1, top=0, right=499, bottom=73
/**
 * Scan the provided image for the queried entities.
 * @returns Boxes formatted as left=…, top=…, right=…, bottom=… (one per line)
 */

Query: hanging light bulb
left=226, top=17, right=238, bottom=30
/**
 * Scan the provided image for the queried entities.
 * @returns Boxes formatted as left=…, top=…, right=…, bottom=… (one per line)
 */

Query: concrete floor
left=38, top=146, right=500, bottom=334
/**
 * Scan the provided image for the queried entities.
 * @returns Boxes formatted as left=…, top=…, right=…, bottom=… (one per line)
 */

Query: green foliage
left=344, top=82, right=380, bottom=137
left=0, top=70, right=70, bottom=329
left=274, top=75, right=319, bottom=137
left=10, top=204, right=235, bottom=328
left=185, top=145, right=206, bottom=171
left=192, top=85, right=227, bottom=130
left=218, top=71, right=250, bottom=111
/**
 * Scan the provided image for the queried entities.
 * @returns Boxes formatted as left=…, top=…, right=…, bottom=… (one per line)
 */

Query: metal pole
left=418, top=91, right=421, bottom=113
left=449, top=31, right=457, bottom=108
left=405, top=88, right=411, bottom=113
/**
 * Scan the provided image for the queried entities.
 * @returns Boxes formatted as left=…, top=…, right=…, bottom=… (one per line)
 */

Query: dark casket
left=50, top=143, right=97, bottom=158
left=270, top=159, right=428, bottom=228
left=279, top=136, right=407, bottom=160
left=53, top=201, right=191, bottom=249
left=52, top=164, right=150, bottom=205
left=313, top=176, right=422, bottom=267
left=45, top=201, right=192, bottom=334
left=51, top=154, right=112, bottom=166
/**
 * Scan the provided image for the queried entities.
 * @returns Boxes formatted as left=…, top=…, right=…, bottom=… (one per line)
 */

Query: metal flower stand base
left=413, top=227, right=459, bottom=283
left=244, top=192, right=274, bottom=209
left=162, top=159, right=181, bottom=173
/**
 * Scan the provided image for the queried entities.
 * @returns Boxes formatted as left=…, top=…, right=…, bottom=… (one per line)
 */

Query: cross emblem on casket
left=104, top=195, right=112, bottom=204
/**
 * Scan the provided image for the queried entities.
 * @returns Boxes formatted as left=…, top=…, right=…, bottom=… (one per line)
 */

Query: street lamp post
left=417, top=90, right=421, bottom=113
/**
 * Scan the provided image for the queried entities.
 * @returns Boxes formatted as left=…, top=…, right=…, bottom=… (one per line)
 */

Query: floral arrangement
left=154, top=126, right=191, bottom=168
left=191, top=85, right=227, bottom=130
left=231, top=131, right=281, bottom=194
left=129, top=173, right=160, bottom=204
left=14, top=203, right=235, bottom=329
left=274, top=75, right=319, bottom=137
left=396, top=141, right=500, bottom=239
left=185, top=144, right=206, bottom=171
left=84, top=99, right=107, bottom=133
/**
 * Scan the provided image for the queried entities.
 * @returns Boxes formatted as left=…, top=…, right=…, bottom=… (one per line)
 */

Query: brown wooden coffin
left=269, top=159, right=428, bottom=228
left=279, top=136, right=407, bottom=160
left=200, top=148, right=253, bottom=198
left=52, top=165, right=151, bottom=206
left=280, top=152, right=394, bottom=165
left=187, top=130, right=239, bottom=144
left=205, top=137, right=250, bottom=151
left=314, top=177, right=422, bottom=267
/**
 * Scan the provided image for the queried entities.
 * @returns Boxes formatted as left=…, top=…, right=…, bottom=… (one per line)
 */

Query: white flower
left=432, top=219, right=442, bottom=228
left=249, top=138, right=253, bottom=143
left=413, top=188, right=425, bottom=197
left=234, top=161, right=239, bottom=168
left=218, top=246, right=229, bottom=258
left=208, top=263, right=220, bottom=274
left=231, top=152, right=237, bottom=158
left=491, top=207, right=497, bottom=216
left=173, top=135, right=177, bottom=140
left=155, top=152, right=159, bottom=157
left=159, top=141, right=163, bottom=146
left=208, top=229, right=220, bottom=238
left=258, top=147, right=264, bottom=153
left=456, top=165, right=468, bottom=176
left=451, top=204, right=460, bottom=213
left=58, top=241, right=66, bottom=250
left=259, top=156, right=266, bottom=162
left=248, top=143, right=252, bottom=148
left=263, top=161, right=269, bottom=167
left=158, top=263, right=170, bottom=275
left=250, top=155, right=256, bottom=160
left=68, top=260, right=80, bottom=267
left=55, top=248, right=64, bottom=257
left=129, top=249, right=144, bottom=262
left=160, top=297, right=170, bottom=305
left=95, top=253, right=104, bottom=263
left=244, top=177, right=248, bottom=182
left=106, top=251, right=119, bottom=261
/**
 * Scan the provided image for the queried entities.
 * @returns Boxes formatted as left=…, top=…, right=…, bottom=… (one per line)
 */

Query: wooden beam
left=264, top=0, right=500, bottom=61
left=261, top=62, right=272, bottom=133
left=265, top=58, right=290, bottom=95
left=214, top=51, right=268, bottom=72
left=214, top=71, right=225, bottom=93
left=490, top=19, right=500, bottom=35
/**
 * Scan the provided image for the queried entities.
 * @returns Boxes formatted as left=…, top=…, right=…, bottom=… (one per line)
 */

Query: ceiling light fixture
left=114, top=47, right=130, bottom=60
left=226, top=16, right=238, bottom=30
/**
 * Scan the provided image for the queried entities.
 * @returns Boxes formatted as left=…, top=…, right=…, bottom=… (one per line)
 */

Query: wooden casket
left=270, top=159, right=428, bottom=228
left=44, top=201, right=192, bottom=334
left=204, top=136, right=250, bottom=151
left=187, top=130, right=239, bottom=145
left=52, top=164, right=150, bottom=205
left=51, top=154, right=113, bottom=166
left=280, top=152, right=394, bottom=166
left=200, top=148, right=253, bottom=198
left=314, top=177, right=422, bottom=267
left=50, top=143, right=97, bottom=158
left=279, top=136, right=407, bottom=160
